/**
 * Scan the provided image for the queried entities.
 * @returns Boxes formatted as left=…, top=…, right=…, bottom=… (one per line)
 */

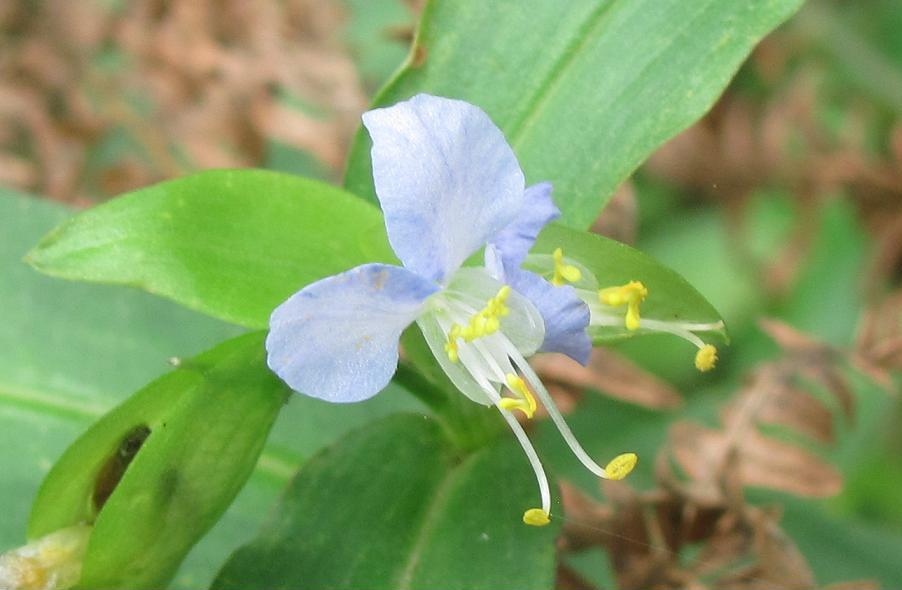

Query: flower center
left=417, top=268, right=637, bottom=526
left=444, top=286, right=511, bottom=363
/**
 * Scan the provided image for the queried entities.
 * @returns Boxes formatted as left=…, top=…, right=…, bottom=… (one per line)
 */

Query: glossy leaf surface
left=344, top=0, right=805, bottom=228
left=27, top=169, right=395, bottom=328
left=213, top=414, right=560, bottom=590
left=28, top=333, right=288, bottom=589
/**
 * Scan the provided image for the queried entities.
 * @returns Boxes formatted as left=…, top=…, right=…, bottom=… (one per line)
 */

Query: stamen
left=604, top=453, right=638, bottom=480
left=638, top=318, right=707, bottom=348
left=695, top=344, right=718, bottom=372
left=523, top=508, right=550, bottom=527
left=633, top=318, right=721, bottom=372
left=500, top=338, right=637, bottom=482
left=498, top=373, right=537, bottom=418
left=598, top=281, right=647, bottom=330
left=488, top=382, right=552, bottom=518
left=461, top=287, right=510, bottom=341
left=552, top=248, right=583, bottom=286
left=443, top=287, right=512, bottom=361
left=451, top=331, right=551, bottom=523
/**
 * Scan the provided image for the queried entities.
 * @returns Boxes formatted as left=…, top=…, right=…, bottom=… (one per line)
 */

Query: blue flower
left=266, top=94, right=635, bottom=526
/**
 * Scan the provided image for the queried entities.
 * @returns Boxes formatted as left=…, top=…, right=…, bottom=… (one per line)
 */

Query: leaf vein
left=395, top=453, right=475, bottom=590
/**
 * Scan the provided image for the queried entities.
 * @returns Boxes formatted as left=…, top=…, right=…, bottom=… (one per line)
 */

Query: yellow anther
left=445, top=324, right=461, bottom=362
left=456, top=286, right=512, bottom=345
left=523, top=508, right=550, bottom=526
left=444, top=343, right=459, bottom=363
left=552, top=248, right=582, bottom=286
left=499, top=397, right=532, bottom=417
left=444, top=287, right=513, bottom=362
left=499, top=373, right=537, bottom=418
left=469, top=315, right=487, bottom=340
left=625, top=305, right=641, bottom=331
left=485, top=315, right=500, bottom=334
left=695, top=344, right=718, bottom=372
left=598, top=281, right=648, bottom=331
left=604, top=453, right=638, bottom=480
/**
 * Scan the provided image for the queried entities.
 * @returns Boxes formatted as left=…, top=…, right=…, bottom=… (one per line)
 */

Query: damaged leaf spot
left=411, top=43, right=428, bottom=69
left=92, top=424, right=151, bottom=514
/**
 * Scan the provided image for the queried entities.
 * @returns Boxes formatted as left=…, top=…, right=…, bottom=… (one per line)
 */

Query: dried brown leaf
left=797, top=363, right=856, bottom=421
left=855, top=290, right=902, bottom=389
left=1, top=0, right=368, bottom=201
left=724, top=386, right=835, bottom=444
left=746, top=507, right=816, bottom=589
left=532, top=349, right=683, bottom=410
left=591, top=181, right=638, bottom=244
left=759, top=318, right=831, bottom=356
left=670, top=421, right=842, bottom=498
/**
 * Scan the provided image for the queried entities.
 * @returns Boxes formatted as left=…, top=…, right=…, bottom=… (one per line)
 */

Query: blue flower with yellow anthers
left=266, top=94, right=636, bottom=527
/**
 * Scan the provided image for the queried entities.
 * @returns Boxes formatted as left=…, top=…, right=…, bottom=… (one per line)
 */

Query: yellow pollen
left=552, top=247, right=582, bottom=286
left=523, top=508, right=550, bottom=526
left=604, top=453, right=638, bottom=480
left=695, top=344, right=718, bottom=372
left=444, top=287, right=511, bottom=361
left=444, top=324, right=462, bottom=362
left=498, top=373, right=537, bottom=418
left=598, top=281, right=647, bottom=331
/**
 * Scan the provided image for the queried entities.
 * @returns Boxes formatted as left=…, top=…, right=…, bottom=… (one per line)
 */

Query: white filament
left=501, top=338, right=611, bottom=479
left=468, top=367, right=551, bottom=514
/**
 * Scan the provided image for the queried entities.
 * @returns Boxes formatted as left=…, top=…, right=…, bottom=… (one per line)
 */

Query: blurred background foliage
left=2, top=0, right=901, bottom=588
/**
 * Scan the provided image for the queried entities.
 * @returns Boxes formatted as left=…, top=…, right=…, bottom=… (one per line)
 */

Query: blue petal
left=489, top=182, right=560, bottom=268
left=266, top=263, right=439, bottom=402
left=506, top=268, right=591, bottom=365
left=362, top=94, right=525, bottom=284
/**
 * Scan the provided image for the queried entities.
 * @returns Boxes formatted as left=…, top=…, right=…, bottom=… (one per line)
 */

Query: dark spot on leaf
left=92, top=424, right=151, bottom=514
left=157, top=468, right=181, bottom=506
left=411, top=43, right=427, bottom=69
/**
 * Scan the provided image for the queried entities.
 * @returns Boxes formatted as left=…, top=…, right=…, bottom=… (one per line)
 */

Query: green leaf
left=344, top=0, right=804, bottom=228
left=26, top=169, right=395, bottom=329
left=759, top=494, right=902, bottom=588
left=534, top=224, right=726, bottom=343
left=213, top=414, right=559, bottom=590
left=0, top=189, right=426, bottom=588
left=0, top=189, right=243, bottom=553
left=27, top=332, right=288, bottom=589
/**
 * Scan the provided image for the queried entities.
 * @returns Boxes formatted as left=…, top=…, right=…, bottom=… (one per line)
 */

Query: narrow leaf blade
left=27, top=169, right=394, bottom=328
left=344, top=0, right=804, bottom=228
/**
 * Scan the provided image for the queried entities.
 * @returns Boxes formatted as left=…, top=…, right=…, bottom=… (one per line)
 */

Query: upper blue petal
left=505, top=268, right=591, bottom=365
left=489, top=182, right=560, bottom=269
left=266, top=263, right=439, bottom=403
left=362, top=94, right=525, bottom=284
